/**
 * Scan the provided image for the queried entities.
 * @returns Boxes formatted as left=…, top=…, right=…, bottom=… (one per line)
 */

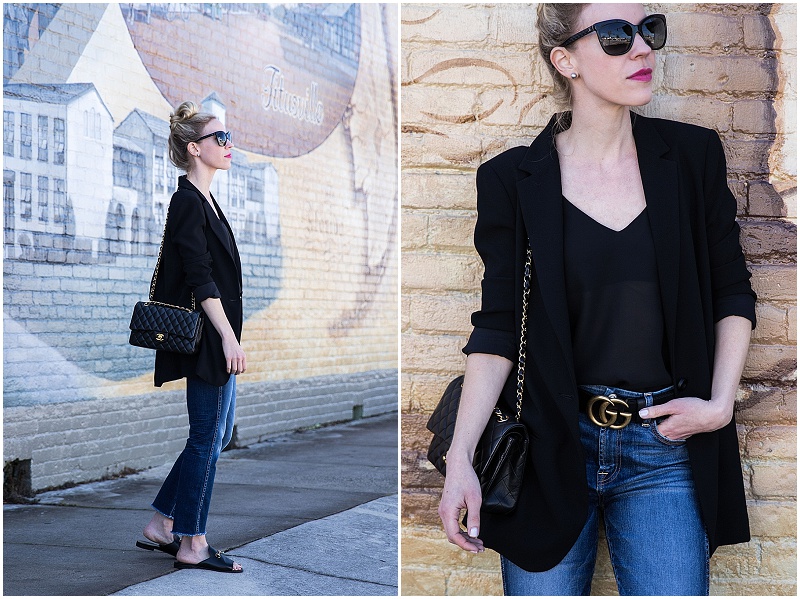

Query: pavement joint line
left=4, top=541, right=147, bottom=550
left=347, top=506, right=398, bottom=520
left=23, top=503, right=155, bottom=510
left=221, top=555, right=398, bottom=588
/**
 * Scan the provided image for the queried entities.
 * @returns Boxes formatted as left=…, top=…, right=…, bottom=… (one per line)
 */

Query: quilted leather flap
left=130, top=302, right=201, bottom=339
left=426, top=375, right=464, bottom=439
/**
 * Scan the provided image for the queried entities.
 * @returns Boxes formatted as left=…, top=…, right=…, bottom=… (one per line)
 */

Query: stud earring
left=570, top=72, right=578, bottom=79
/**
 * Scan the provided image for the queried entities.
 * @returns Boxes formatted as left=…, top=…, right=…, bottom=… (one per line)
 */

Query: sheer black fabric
left=563, top=197, right=672, bottom=391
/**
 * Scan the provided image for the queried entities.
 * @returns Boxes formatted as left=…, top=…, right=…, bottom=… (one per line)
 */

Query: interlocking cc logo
left=587, top=394, right=632, bottom=429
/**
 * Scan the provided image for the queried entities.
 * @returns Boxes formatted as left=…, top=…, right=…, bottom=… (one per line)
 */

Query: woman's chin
left=628, top=91, right=654, bottom=107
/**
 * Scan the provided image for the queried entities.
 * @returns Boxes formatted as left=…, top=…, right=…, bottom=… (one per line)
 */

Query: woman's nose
left=629, top=32, right=653, bottom=58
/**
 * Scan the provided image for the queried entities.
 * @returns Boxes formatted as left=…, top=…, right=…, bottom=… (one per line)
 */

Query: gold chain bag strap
left=426, top=247, right=532, bottom=514
left=128, top=209, right=204, bottom=354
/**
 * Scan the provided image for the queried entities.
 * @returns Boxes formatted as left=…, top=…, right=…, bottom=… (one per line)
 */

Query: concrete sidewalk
left=3, top=413, right=398, bottom=596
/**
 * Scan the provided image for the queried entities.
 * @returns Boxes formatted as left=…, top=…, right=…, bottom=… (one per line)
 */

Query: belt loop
left=641, top=392, right=653, bottom=428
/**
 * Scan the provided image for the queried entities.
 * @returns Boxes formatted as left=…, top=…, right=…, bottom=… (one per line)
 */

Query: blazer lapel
left=209, top=195, right=243, bottom=292
left=633, top=115, right=680, bottom=367
left=517, top=116, right=576, bottom=390
left=202, top=197, right=235, bottom=261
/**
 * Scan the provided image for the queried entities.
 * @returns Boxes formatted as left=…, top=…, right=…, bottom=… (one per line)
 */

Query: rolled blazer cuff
left=193, top=281, right=221, bottom=304
left=714, top=293, right=757, bottom=329
left=463, top=327, right=516, bottom=362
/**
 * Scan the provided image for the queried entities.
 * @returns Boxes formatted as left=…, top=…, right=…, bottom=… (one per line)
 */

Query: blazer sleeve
left=703, top=130, right=757, bottom=328
left=167, top=191, right=221, bottom=303
left=462, top=161, right=517, bottom=362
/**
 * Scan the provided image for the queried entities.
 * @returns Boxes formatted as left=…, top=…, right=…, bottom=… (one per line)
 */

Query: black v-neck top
left=212, top=206, right=234, bottom=257
left=563, top=197, right=672, bottom=391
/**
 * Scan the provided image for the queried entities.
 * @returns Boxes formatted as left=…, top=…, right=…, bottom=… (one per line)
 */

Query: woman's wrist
left=221, top=331, right=238, bottom=343
left=444, top=447, right=476, bottom=470
left=706, top=394, right=735, bottom=430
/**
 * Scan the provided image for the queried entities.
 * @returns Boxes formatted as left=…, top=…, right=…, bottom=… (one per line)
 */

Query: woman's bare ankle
left=176, top=535, right=209, bottom=563
left=143, top=512, right=174, bottom=544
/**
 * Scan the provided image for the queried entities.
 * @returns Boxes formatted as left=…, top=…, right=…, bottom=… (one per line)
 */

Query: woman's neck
left=186, top=166, right=215, bottom=201
left=557, top=103, right=636, bottom=164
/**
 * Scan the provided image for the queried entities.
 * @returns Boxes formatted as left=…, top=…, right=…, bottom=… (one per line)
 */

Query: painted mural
left=3, top=3, right=398, bottom=404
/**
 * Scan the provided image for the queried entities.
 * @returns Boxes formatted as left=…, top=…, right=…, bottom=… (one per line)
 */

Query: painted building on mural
left=111, top=106, right=175, bottom=253
left=4, top=82, right=113, bottom=258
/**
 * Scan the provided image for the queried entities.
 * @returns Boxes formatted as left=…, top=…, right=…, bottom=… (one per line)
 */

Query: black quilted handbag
left=129, top=211, right=203, bottom=355
left=426, top=248, right=532, bottom=514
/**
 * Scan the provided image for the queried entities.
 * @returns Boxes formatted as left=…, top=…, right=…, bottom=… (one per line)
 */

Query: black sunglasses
left=561, top=14, right=667, bottom=56
left=193, top=130, right=232, bottom=147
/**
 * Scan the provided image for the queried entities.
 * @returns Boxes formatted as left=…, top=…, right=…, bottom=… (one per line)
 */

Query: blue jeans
left=152, top=374, right=236, bottom=537
left=502, top=385, right=709, bottom=596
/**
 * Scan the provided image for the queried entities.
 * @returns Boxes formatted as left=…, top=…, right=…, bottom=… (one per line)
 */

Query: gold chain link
left=515, top=247, right=532, bottom=423
left=149, top=207, right=196, bottom=313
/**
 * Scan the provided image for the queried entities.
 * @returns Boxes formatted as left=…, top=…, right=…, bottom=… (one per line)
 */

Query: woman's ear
left=550, top=47, right=576, bottom=80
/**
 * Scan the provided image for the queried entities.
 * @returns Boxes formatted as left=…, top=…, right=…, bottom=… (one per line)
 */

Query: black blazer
left=153, top=176, right=243, bottom=388
left=463, top=113, right=757, bottom=572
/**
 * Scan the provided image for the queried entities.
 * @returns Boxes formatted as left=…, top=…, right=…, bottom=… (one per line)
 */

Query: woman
left=136, top=101, right=246, bottom=574
left=438, top=4, right=756, bottom=595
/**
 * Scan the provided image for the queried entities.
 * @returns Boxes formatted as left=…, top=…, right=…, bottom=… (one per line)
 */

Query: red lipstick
left=628, top=68, right=652, bottom=82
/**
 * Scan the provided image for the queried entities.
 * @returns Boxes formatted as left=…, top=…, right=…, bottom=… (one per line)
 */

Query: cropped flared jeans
left=152, top=373, right=236, bottom=537
left=502, top=385, right=709, bottom=596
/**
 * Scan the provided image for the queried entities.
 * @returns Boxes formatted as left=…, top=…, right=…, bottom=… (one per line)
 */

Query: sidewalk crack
left=228, top=555, right=396, bottom=588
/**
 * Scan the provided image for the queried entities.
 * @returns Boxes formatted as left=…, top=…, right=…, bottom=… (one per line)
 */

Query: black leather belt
left=578, top=387, right=675, bottom=429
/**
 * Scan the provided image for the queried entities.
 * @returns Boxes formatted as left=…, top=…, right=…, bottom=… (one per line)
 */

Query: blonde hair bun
left=170, top=101, right=201, bottom=130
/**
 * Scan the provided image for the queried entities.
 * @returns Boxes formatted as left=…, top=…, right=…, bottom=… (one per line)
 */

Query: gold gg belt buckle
left=587, top=394, right=632, bottom=429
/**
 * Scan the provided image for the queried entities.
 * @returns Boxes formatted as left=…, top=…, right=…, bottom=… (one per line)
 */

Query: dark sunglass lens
left=643, top=16, right=666, bottom=49
left=598, top=22, right=633, bottom=56
left=214, top=131, right=228, bottom=146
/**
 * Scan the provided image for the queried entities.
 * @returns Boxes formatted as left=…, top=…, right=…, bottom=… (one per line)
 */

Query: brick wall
left=3, top=3, right=398, bottom=491
left=401, top=3, right=796, bottom=595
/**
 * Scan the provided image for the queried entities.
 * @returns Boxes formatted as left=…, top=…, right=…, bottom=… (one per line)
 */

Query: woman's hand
left=222, top=335, right=246, bottom=375
left=641, top=316, right=752, bottom=440
left=200, top=297, right=246, bottom=375
left=438, top=455, right=485, bottom=554
left=437, top=353, right=514, bottom=554
left=639, top=396, right=732, bottom=440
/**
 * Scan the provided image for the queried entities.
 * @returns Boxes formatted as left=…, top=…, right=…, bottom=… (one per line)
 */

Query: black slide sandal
left=173, top=546, right=243, bottom=573
left=136, top=538, right=181, bottom=556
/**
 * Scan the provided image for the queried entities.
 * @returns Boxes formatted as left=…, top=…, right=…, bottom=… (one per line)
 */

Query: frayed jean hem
left=171, top=530, right=207, bottom=538
left=151, top=505, right=173, bottom=520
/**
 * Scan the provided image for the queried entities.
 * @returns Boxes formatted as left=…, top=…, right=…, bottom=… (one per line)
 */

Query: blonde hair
left=536, top=3, right=588, bottom=109
left=168, top=101, right=215, bottom=172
